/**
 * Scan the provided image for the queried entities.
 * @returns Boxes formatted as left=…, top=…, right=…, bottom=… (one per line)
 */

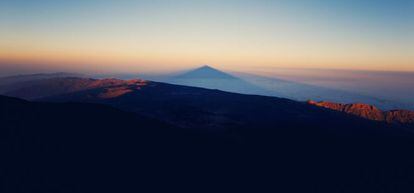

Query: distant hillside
left=0, top=72, right=82, bottom=95
left=1, top=77, right=147, bottom=100
left=0, top=72, right=81, bottom=85
left=2, top=74, right=413, bottom=131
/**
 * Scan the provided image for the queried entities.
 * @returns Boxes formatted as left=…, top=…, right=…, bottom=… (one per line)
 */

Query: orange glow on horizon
left=1, top=1, right=412, bottom=74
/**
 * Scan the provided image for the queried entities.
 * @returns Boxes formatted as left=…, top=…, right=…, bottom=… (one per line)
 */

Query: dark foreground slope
left=2, top=76, right=414, bottom=192
left=0, top=96, right=237, bottom=193
left=2, top=95, right=414, bottom=192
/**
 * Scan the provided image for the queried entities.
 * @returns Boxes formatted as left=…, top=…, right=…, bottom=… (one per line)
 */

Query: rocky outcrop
left=308, top=100, right=414, bottom=124
left=385, top=110, right=414, bottom=124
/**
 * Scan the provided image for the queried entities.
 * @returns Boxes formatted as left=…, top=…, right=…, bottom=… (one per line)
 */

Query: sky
left=0, top=0, right=413, bottom=74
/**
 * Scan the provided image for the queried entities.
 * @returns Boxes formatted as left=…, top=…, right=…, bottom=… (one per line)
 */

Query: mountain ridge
left=2, top=77, right=147, bottom=100
left=2, top=74, right=414, bottom=128
left=26, top=77, right=411, bottom=136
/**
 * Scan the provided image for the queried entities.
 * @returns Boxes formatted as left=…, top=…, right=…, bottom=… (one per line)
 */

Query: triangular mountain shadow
left=169, top=65, right=282, bottom=97
left=168, top=65, right=405, bottom=110
left=175, top=65, right=236, bottom=79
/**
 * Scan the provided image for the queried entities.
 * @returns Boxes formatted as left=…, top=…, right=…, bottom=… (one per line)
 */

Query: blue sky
left=0, top=0, right=413, bottom=73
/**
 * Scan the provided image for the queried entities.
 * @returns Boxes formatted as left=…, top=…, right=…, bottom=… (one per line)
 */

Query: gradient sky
left=0, top=0, right=413, bottom=74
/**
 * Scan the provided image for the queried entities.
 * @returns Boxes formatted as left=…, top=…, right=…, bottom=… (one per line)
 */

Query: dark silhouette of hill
left=3, top=94, right=414, bottom=192
left=3, top=77, right=414, bottom=192
left=0, top=95, right=238, bottom=192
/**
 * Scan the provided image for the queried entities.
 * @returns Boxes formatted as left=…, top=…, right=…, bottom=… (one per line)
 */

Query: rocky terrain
left=308, top=100, right=414, bottom=124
